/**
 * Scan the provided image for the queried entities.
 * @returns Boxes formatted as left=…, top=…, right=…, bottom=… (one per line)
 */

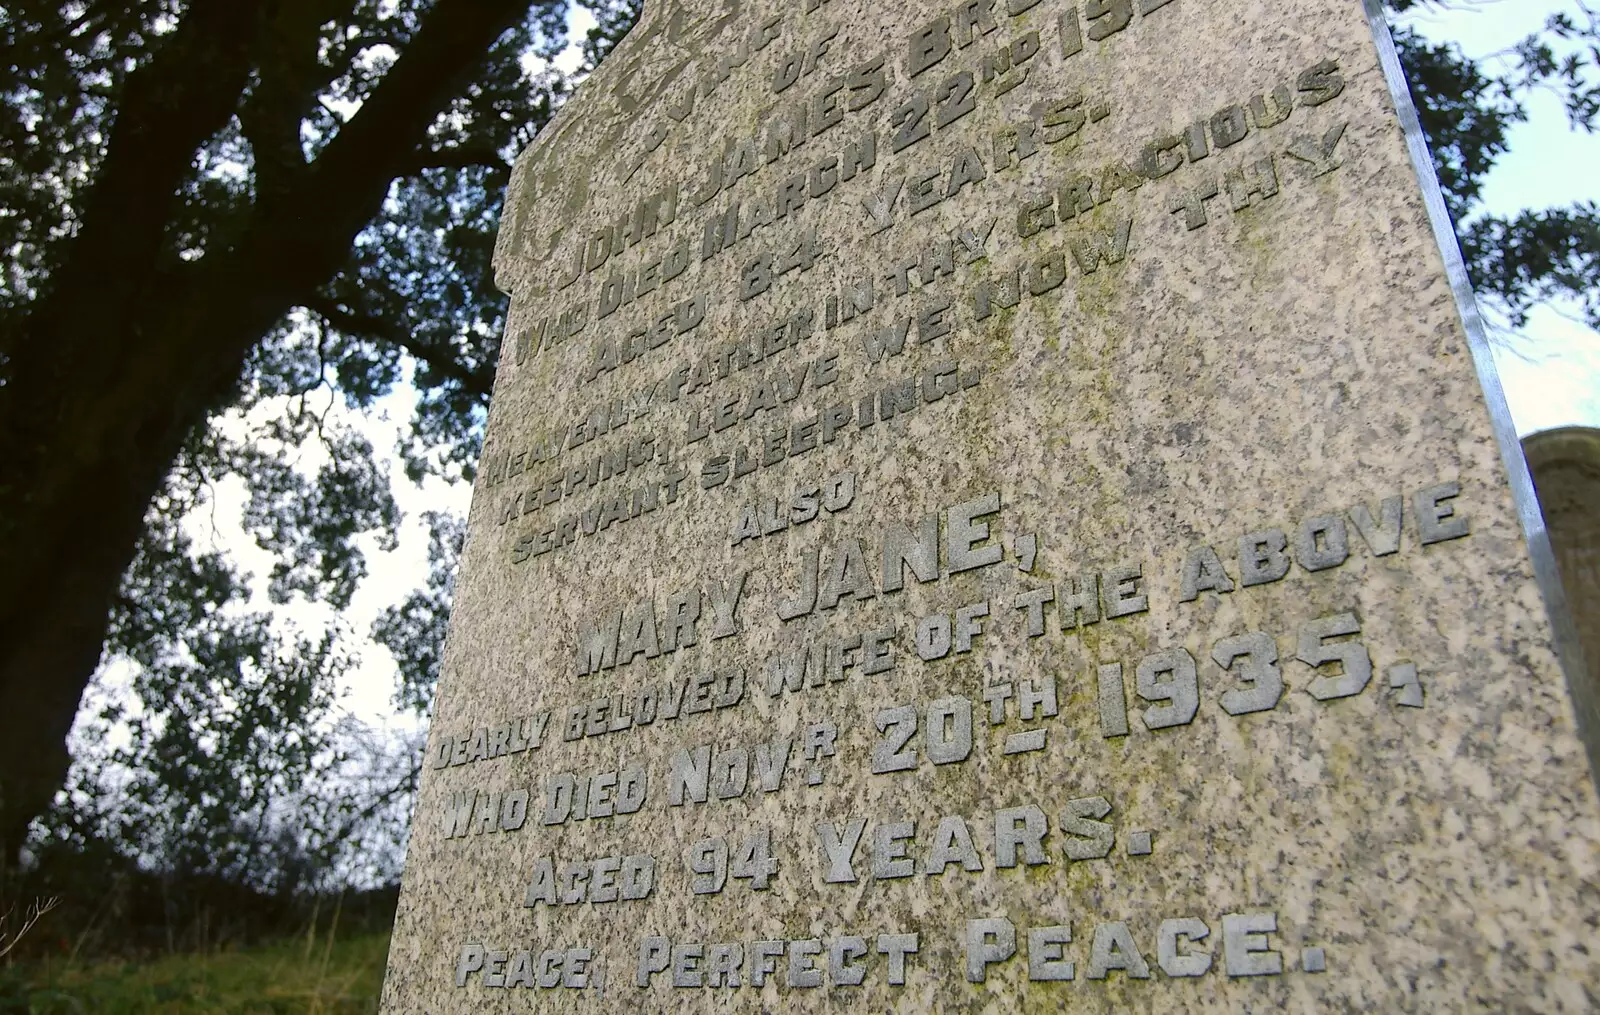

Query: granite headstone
left=380, top=0, right=1600, bottom=1010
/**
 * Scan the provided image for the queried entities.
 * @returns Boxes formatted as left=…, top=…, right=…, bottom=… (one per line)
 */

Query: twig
left=0, top=896, right=62, bottom=959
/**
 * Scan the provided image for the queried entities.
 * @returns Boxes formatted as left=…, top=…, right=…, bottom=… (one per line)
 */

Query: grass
left=2, top=931, right=390, bottom=1014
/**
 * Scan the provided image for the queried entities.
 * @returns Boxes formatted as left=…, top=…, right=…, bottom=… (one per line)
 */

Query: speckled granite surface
left=381, top=1, right=1600, bottom=1010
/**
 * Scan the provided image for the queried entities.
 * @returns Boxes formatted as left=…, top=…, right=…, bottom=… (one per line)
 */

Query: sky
left=75, top=0, right=1600, bottom=750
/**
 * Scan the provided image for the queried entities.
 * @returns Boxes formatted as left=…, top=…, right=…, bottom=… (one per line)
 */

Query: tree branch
left=253, top=0, right=536, bottom=229
left=324, top=757, right=422, bottom=850
left=402, top=143, right=510, bottom=175
left=302, top=296, right=492, bottom=397
left=238, top=2, right=341, bottom=201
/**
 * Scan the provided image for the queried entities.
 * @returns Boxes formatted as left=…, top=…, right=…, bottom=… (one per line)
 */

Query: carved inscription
left=443, top=463, right=1471, bottom=999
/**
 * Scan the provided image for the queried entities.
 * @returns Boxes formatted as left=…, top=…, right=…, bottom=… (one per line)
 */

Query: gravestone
left=1525, top=425, right=1600, bottom=766
left=380, top=0, right=1600, bottom=1010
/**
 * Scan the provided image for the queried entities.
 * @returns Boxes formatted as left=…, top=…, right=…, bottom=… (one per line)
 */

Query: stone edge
left=1361, top=0, right=1600, bottom=788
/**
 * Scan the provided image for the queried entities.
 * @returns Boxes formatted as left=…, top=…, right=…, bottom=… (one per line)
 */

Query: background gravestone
left=1525, top=425, right=1600, bottom=767
left=381, top=0, right=1600, bottom=1010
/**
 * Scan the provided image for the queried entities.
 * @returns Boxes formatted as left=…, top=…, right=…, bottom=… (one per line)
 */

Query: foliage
left=35, top=413, right=412, bottom=892
left=1389, top=0, right=1600, bottom=328
left=372, top=512, right=467, bottom=716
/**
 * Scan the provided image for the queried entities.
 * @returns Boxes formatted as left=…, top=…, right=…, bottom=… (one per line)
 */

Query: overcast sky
left=93, top=1, right=1596, bottom=740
